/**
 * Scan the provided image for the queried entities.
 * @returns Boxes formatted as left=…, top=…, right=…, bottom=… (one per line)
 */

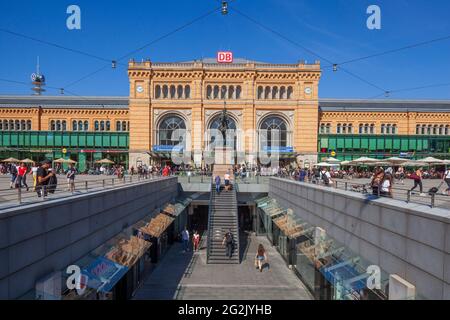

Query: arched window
left=433, top=125, right=438, bottom=135
left=416, top=125, right=420, bottom=135
left=421, top=125, right=426, bottom=135
left=94, top=121, right=99, bottom=131
left=326, top=123, right=331, bottom=134
left=177, top=85, right=183, bottom=99
left=343, top=124, right=348, bottom=134
left=439, top=125, right=444, bottom=135
left=257, top=86, right=263, bottom=99
left=348, top=124, right=353, bottom=134
left=84, top=121, right=89, bottom=131
left=106, top=121, right=110, bottom=131
left=170, top=85, right=176, bottom=99
left=280, top=86, right=286, bottom=99
left=100, top=121, right=105, bottom=131
left=155, top=85, right=161, bottom=99
left=50, top=120, right=55, bottom=131
left=445, top=125, right=449, bottom=135
left=370, top=124, right=375, bottom=134
left=264, top=86, right=271, bottom=99
left=259, top=116, right=288, bottom=150
left=158, top=114, right=186, bottom=146
left=236, top=86, right=242, bottom=99
left=381, top=124, right=385, bottom=134
left=359, top=124, right=363, bottom=134
left=228, top=86, right=235, bottom=99
left=272, top=87, right=278, bottom=99
left=116, top=121, right=121, bottom=131
left=56, top=120, right=61, bottom=131
left=0, top=121, right=2, bottom=131
left=162, top=85, right=168, bottom=99
left=206, top=85, right=212, bottom=99
left=184, top=85, right=190, bottom=98
left=213, top=85, right=219, bottom=99
left=122, top=121, right=127, bottom=131
left=337, top=124, right=342, bottom=134
left=220, top=85, right=227, bottom=99
left=15, top=120, right=20, bottom=131
left=287, top=86, right=293, bottom=99
left=62, top=120, right=67, bottom=131
left=73, top=120, right=78, bottom=131
left=78, top=120, right=83, bottom=131
left=20, top=120, right=26, bottom=131
left=427, top=125, right=432, bottom=135
left=392, top=124, right=397, bottom=135
left=2, top=120, right=7, bottom=130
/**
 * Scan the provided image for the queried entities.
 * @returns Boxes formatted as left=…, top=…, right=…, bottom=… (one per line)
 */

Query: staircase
left=207, top=183, right=240, bottom=264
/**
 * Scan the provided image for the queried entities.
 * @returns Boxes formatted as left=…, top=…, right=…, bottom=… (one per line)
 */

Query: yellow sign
left=62, top=148, right=67, bottom=154
left=331, top=151, right=336, bottom=157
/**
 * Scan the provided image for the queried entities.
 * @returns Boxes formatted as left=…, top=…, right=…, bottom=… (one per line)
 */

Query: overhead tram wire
left=323, top=34, right=450, bottom=68
left=60, top=4, right=221, bottom=92
left=0, top=28, right=125, bottom=66
left=228, top=5, right=388, bottom=94
left=367, top=82, right=450, bottom=99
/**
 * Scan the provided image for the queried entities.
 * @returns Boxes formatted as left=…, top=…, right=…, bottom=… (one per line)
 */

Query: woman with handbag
left=255, top=244, right=268, bottom=272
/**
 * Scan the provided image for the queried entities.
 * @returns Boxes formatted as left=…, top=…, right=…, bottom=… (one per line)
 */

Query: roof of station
left=0, top=95, right=449, bottom=112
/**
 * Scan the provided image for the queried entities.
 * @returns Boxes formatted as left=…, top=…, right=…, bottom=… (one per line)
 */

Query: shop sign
left=153, top=145, right=183, bottom=152
left=262, top=146, right=294, bottom=153
left=82, top=257, right=128, bottom=293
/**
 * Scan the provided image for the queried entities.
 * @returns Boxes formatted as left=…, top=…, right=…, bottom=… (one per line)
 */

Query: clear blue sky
left=0, top=0, right=449, bottom=99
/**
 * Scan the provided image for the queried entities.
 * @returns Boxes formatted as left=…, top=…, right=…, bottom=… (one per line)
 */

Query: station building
left=0, top=58, right=449, bottom=171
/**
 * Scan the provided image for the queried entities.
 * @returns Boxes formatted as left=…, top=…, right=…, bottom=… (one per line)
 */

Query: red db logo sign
left=217, top=51, right=233, bottom=63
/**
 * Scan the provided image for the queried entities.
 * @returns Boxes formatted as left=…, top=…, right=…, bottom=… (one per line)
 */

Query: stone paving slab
left=133, top=234, right=312, bottom=300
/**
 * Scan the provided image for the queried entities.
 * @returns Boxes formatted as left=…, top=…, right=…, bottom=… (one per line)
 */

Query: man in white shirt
left=181, top=227, right=190, bottom=252
left=224, top=170, right=231, bottom=191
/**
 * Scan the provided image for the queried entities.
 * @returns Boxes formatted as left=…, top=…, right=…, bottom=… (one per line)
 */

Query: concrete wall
left=0, top=177, right=178, bottom=299
left=269, top=178, right=450, bottom=300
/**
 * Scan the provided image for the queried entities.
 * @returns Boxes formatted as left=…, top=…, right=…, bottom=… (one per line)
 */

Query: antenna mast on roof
left=31, top=56, right=46, bottom=95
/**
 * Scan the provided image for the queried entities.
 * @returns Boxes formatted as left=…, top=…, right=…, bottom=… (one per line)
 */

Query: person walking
left=192, top=230, right=200, bottom=252
left=181, top=227, right=190, bottom=252
left=222, top=229, right=234, bottom=259
left=380, top=173, right=393, bottom=198
left=36, top=160, right=53, bottom=198
left=443, top=167, right=450, bottom=196
left=224, top=170, right=231, bottom=191
left=17, top=162, right=29, bottom=191
left=321, top=168, right=332, bottom=186
left=255, top=244, right=268, bottom=272
left=30, top=163, right=38, bottom=191
left=215, top=175, right=221, bottom=194
left=66, top=164, right=76, bottom=193
left=396, top=166, right=405, bottom=185
left=9, top=163, right=18, bottom=189
left=410, top=167, right=425, bottom=196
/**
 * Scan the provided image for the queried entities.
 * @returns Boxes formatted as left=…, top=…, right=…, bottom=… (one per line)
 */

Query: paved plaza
left=133, top=233, right=313, bottom=300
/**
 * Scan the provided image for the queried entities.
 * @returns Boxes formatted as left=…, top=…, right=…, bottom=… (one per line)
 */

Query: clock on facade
left=136, top=85, right=144, bottom=93
left=304, top=87, right=312, bottom=94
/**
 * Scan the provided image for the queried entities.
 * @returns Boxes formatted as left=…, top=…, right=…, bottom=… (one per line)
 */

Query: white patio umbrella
left=350, top=157, right=379, bottom=165
left=314, top=162, right=335, bottom=167
left=324, top=157, right=342, bottom=164
left=402, top=161, right=426, bottom=167
left=384, top=157, right=409, bottom=165
left=340, top=161, right=351, bottom=166
left=2, top=157, right=20, bottom=163
left=415, top=157, right=444, bottom=165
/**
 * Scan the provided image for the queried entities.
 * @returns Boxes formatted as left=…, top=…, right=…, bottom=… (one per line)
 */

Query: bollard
left=102, top=179, right=105, bottom=188
left=345, top=182, right=348, bottom=191
left=431, top=193, right=435, bottom=208
left=406, top=190, right=411, bottom=203
left=112, top=178, right=115, bottom=186
left=18, top=186, right=22, bottom=204
left=85, top=181, right=88, bottom=191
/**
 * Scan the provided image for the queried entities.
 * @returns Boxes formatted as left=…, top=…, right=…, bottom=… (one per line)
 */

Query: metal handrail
left=0, top=174, right=169, bottom=210
left=206, top=177, right=214, bottom=263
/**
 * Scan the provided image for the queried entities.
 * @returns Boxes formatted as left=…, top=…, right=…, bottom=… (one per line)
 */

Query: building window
left=158, top=114, right=186, bottom=146
left=257, top=86, right=263, bottom=99
left=236, top=86, right=242, bottom=99
left=446, top=125, right=449, bottom=135
left=155, top=85, right=161, bottom=99
left=94, top=121, right=99, bottom=131
left=336, top=124, right=341, bottom=134
left=259, top=116, right=288, bottom=149
left=287, top=86, right=293, bottom=99
left=272, top=87, right=278, bottom=99
left=185, top=85, right=190, bottom=99
left=116, top=121, right=121, bottom=131
left=280, top=86, right=286, bottom=99
left=348, top=124, right=353, bottom=134
left=228, top=86, right=235, bottom=99
left=73, top=120, right=78, bottom=131
left=206, top=85, right=212, bottom=99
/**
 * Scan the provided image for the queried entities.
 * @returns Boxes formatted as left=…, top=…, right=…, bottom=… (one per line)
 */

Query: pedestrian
left=66, top=164, right=76, bottom=193
left=396, top=166, right=405, bottom=185
left=371, top=168, right=384, bottom=196
left=17, top=162, right=29, bottom=191
left=442, top=167, right=450, bottom=196
left=9, top=162, right=18, bottom=189
left=30, top=163, right=38, bottom=191
left=380, top=173, right=393, bottom=198
left=410, top=167, right=425, bottom=196
left=181, top=227, right=190, bottom=252
left=192, top=230, right=200, bottom=252
left=47, top=168, right=58, bottom=194
left=299, top=168, right=307, bottom=182
left=255, top=244, right=268, bottom=272
left=224, top=170, right=231, bottom=191
left=222, top=229, right=234, bottom=259
left=321, top=167, right=332, bottom=186
left=36, top=159, right=53, bottom=198
left=215, top=175, right=221, bottom=193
